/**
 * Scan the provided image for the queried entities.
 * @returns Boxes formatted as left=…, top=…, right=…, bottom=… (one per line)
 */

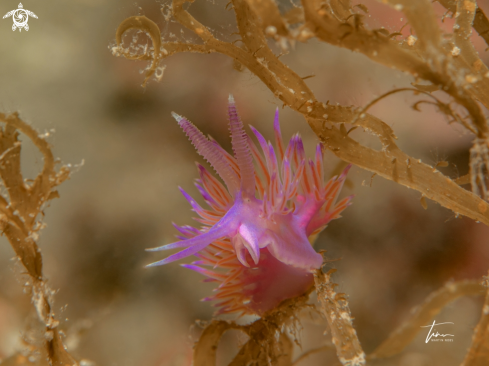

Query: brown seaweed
left=0, top=113, right=75, bottom=366
left=112, top=0, right=489, bottom=364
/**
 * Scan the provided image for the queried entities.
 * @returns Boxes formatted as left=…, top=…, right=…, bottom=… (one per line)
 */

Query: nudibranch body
left=148, top=96, right=352, bottom=316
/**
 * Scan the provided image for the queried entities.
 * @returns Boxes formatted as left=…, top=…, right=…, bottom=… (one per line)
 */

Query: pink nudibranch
left=147, top=96, right=352, bottom=316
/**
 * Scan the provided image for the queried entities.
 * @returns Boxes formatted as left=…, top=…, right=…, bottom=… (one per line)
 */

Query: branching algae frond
left=0, top=113, right=77, bottom=366
left=112, top=0, right=489, bottom=223
left=113, top=0, right=489, bottom=365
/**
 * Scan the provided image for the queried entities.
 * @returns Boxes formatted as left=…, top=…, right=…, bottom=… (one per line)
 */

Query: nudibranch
left=147, top=96, right=352, bottom=316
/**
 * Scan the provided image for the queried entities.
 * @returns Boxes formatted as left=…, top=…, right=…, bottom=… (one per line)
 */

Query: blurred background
left=0, top=0, right=488, bottom=365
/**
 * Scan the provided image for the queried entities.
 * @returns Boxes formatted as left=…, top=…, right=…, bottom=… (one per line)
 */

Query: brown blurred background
left=0, top=0, right=489, bottom=365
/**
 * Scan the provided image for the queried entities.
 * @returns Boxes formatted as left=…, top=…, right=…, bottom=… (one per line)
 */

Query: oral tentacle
left=145, top=223, right=230, bottom=255
left=233, top=236, right=251, bottom=267
left=238, top=224, right=261, bottom=264
left=146, top=240, right=217, bottom=267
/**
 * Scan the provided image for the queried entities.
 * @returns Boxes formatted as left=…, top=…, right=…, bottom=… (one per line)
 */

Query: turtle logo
left=3, top=3, right=38, bottom=32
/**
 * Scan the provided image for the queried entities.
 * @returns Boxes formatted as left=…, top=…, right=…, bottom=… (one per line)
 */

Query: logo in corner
left=3, top=3, right=38, bottom=32
left=421, top=320, right=455, bottom=343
